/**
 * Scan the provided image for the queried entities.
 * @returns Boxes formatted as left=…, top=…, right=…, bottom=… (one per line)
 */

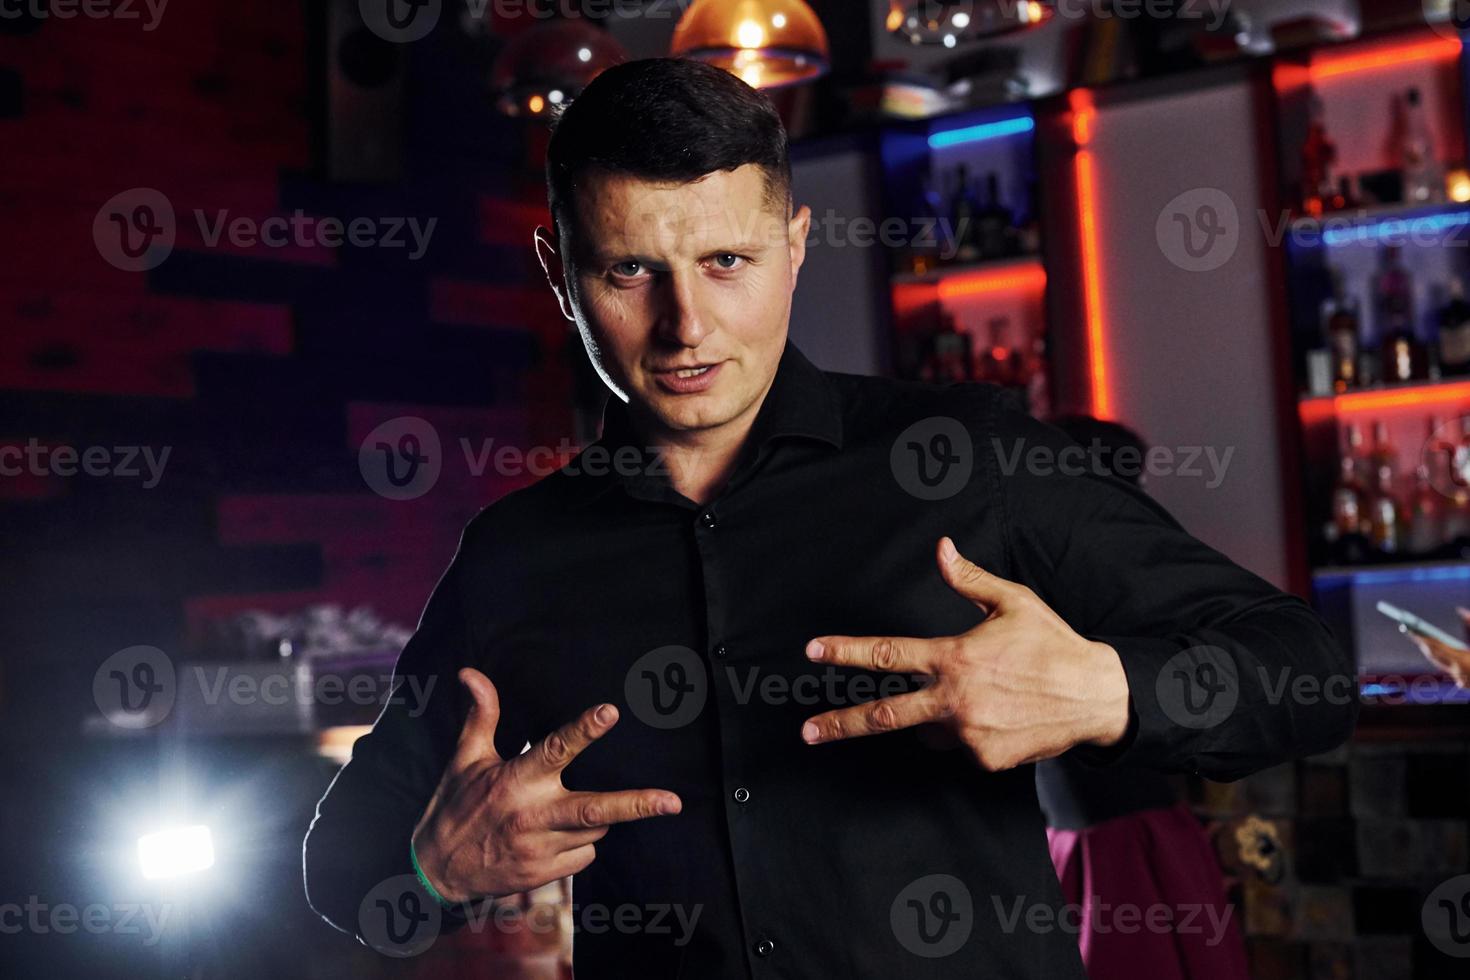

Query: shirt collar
left=575, top=340, right=844, bottom=504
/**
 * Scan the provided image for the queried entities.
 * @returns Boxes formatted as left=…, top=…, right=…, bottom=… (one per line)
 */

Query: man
left=303, top=58, right=1357, bottom=978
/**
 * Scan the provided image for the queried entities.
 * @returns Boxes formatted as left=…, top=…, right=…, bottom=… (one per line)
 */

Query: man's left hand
left=800, top=536, right=1132, bottom=771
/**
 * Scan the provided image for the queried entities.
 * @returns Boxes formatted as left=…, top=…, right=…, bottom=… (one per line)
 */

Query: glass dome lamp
left=489, top=19, right=628, bottom=118
left=670, top=0, right=830, bottom=90
left=886, top=0, right=1054, bottom=46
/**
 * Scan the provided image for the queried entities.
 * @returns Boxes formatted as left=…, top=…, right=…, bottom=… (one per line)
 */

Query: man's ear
left=534, top=224, right=577, bottom=322
left=787, top=203, right=811, bottom=290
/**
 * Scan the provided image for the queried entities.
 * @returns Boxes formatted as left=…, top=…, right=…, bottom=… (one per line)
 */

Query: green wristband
left=409, top=839, right=458, bottom=911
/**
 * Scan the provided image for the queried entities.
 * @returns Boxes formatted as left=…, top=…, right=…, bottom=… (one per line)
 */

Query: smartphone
left=1375, top=600, right=1470, bottom=652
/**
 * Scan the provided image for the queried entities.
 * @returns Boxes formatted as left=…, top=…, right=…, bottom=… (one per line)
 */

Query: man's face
left=537, top=163, right=811, bottom=440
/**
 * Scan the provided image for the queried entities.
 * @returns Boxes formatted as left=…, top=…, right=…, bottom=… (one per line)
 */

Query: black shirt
left=303, top=341, right=1357, bottom=978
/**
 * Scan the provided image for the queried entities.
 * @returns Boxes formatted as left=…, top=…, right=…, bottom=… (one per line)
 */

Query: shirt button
left=713, top=644, right=728, bottom=658
left=699, top=510, right=717, bottom=530
left=754, top=937, right=775, bottom=957
left=733, top=786, right=750, bottom=804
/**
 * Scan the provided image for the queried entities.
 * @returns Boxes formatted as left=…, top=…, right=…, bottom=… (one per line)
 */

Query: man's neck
left=628, top=394, right=768, bottom=507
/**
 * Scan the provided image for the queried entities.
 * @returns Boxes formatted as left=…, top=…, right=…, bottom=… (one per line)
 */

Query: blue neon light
left=928, top=116, right=1035, bottom=149
left=1314, top=563, right=1470, bottom=588
left=1319, top=208, right=1470, bottom=246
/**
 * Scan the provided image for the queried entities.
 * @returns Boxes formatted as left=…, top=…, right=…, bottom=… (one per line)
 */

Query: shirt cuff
left=1069, top=634, right=1184, bottom=770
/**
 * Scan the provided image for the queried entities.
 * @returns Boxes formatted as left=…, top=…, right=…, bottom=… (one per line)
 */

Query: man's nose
left=654, top=268, right=710, bottom=348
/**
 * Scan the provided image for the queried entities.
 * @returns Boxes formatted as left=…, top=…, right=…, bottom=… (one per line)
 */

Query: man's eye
left=610, top=261, right=644, bottom=278
left=713, top=254, right=744, bottom=270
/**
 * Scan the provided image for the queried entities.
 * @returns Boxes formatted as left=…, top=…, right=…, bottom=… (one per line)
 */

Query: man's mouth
left=650, top=361, right=724, bottom=393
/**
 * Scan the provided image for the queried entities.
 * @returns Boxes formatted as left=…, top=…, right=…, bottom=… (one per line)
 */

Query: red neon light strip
left=936, top=263, right=1046, bottom=300
left=1070, top=89, right=1110, bottom=420
left=1310, top=36, right=1460, bottom=81
left=1299, top=380, right=1470, bottom=422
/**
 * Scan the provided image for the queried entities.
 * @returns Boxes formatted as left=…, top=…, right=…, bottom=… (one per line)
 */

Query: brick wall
left=0, top=4, right=577, bottom=977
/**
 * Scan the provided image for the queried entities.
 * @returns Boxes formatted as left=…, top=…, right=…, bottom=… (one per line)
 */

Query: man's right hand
left=410, top=667, right=682, bottom=905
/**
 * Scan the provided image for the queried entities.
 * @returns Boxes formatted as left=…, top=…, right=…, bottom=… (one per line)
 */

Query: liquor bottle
left=1399, top=86, right=1444, bottom=205
left=1344, top=420, right=1368, bottom=484
left=976, top=172, right=1015, bottom=260
left=1299, top=86, right=1337, bottom=218
left=1323, top=267, right=1360, bottom=392
left=1407, top=464, right=1445, bottom=555
left=1438, top=276, right=1470, bottom=376
left=1374, top=245, right=1421, bottom=382
left=975, top=316, right=1013, bottom=386
left=1369, top=420, right=1397, bottom=481
left=948, top=164, right=982, bottom=263
left=927, top=312, right=973, bottom=383
left=1329, top=453, right=1366, bottom=543
left=1367, top=461, right=1404, bottom=555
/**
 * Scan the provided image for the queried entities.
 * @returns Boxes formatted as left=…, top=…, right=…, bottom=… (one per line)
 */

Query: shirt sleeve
left=984, top=399, right=1358, bottom=781
left=301, top=525, right=484, bottom=943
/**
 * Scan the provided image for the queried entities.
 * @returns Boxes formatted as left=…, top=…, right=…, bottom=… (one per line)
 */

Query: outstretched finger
left=523, top=702, right=622, bottom=776
left=801, top=688, right=945, bottom=745
left=541, top=788, right=682, bottom=830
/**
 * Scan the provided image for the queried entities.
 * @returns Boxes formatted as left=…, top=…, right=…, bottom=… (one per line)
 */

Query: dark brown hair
left=545, top=57, right=791, bottom=249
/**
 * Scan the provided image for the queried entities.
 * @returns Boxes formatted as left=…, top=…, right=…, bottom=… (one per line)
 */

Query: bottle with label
left=1369, top=420, right=1396, bottom=482
left=948, top=164, right=982, bottom=264
left=1323, top=267, right=1360, bottom=392
left=1399, top=86, right=1444, bottom=205
left=1408, top=464, right=1445, bottom=555
left=975, top=316, right=1013, bottom=386
left=1300, top=86, right=1337, bottom=218
left=976, top=172, right=1016, bottom=261
left=1374, top=245, right=1421, bottom=382
left=1329, top=453, right=1366, bottom=543
left=1438, top=276, right=1470, bottom=375
left=1367, top=461, right=1404, bottom=555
